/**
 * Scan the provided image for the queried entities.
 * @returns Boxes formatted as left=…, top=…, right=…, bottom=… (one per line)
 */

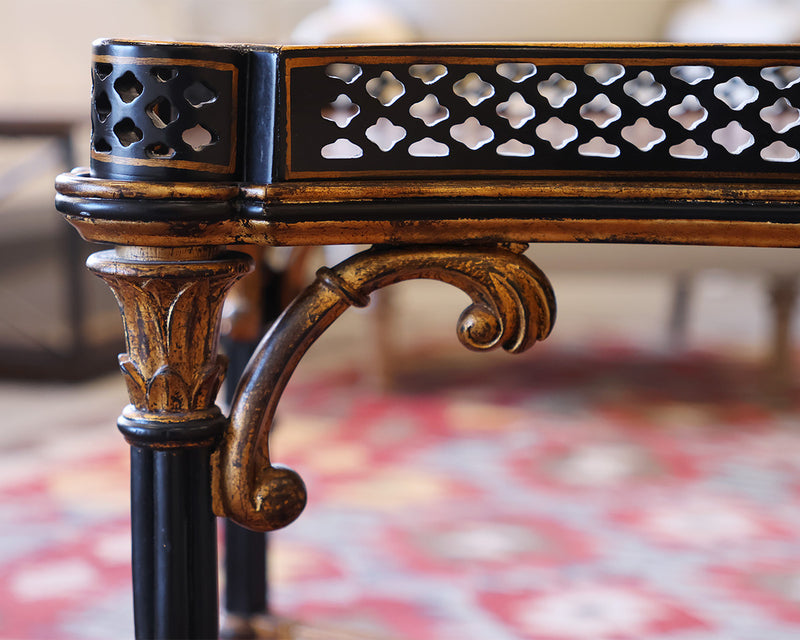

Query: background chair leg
left=668, top=272, right=693, bottom=352
left=220, top=247, right=304, bottom=637
left=221, top=336, right=270, bottom=639
left=222, top=521, right=269, bottom=638
left=767, top=273, right=798, bottom=402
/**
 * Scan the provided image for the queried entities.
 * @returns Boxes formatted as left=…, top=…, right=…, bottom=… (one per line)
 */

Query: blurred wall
left=3, top=0, right=800, bottom=153
left=0, top=0, right=686, bottom=117
left=0, top=0, right=327, bottom=115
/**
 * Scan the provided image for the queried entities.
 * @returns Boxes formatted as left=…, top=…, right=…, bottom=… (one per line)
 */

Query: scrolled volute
left=212, top=244, right=556, bottom=531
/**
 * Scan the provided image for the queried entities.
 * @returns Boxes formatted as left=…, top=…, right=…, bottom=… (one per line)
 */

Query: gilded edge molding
left=213, top=243, right=556, bottom=531
left=87, top=248, right=253, bottom=429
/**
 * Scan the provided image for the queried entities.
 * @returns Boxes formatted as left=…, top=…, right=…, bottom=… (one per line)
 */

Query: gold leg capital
left=88, top=247, right=253, bottom=431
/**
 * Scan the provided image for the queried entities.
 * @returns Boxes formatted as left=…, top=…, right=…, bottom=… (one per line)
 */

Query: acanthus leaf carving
left=88, top=249, right=253, bottom=420
left=191, top=355, right=229, bottom=409
left=118, top=354, right=147, bottom=407
left=146, top=365, right=191, bottom=413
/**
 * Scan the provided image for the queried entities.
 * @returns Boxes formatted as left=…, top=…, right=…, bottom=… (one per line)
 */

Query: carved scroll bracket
left=88, top=246, right=253, bottom=445
left=213, top=243, right=556, bottom=532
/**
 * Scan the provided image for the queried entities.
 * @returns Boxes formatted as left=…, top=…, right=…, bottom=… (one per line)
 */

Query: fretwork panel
left=284, top=47, right=800, bottom=180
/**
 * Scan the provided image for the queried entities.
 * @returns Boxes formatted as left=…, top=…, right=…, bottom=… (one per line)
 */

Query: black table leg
left=88, top=246, right=253, bottom=639
left=125, top=429, right=222, bottom=639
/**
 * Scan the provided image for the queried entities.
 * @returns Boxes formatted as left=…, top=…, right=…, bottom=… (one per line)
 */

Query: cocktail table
left=56, top=39, right=800, bottom=638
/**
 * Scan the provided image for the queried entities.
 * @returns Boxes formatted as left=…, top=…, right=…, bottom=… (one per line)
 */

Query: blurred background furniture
left=0, top=116, right=122, bottom=379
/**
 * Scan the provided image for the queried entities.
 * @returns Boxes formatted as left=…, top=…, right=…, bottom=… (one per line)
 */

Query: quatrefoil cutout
left=182, top=124, right=217, bottom=151
left=669, top=139, right=708, bottom=160
left=146, top=97, right=177, bottom=129
left=584, top=63, right=625, bottom=85
left=712, top=121, right=754, bottom=154
left=326, top=63, right=362, bottom=84
left=408, top=137, right=449, bottom=157
left=366, top=71, right=405, bottom=106
left=714, top=77, right=758, bottom=111
left=760, top=98, right=800, bottom=133
left=538, top=73, right=577, bottom=108
left=621, top=118, right=665, bottom=151
left=450, top=117, right=494, bottom=150
left=94, top=137, right=111, bottom=153
left=496, top=139, right=534, bottom=157
left=761, top=66, right=800, bottom=90
left=670, top=65, right=714, bottom=85
left=321, top=138, right=363, bottom=159
left=145, top=142, right=176, bottom=159
left=668, top=95, right=708, bottom=130
left=578, top=137, right=620, bottom=158
left=579, top=94, right=621, bottom=128
left=453, top=73, right=495, bottom=106
left=366, top=118, right=406, bottom=151
left=409, top=64, right=447, bottom=84
left=321, top=95, right=360, bottom=128
left=535, top=117, right=578, bottom=149
left=113, top=118, right=143, bottom=147
left=496, top=62, right=537, bottom=83
left=409, top=94, right=449, bottom=126
left=623, top=71, right=665, bottom=106
left=496, top=92, right=535, bottom=129
left=184, top=81, right=217, bottom=108
left=151, top=67, right=177, bottom=83
left=95, top=62, right=113, bottom=81
left=95, top=92, right=112, bottom=122
left=113, top=71, right=143, bottom=104
left=761, top=140, right=800, bottom=162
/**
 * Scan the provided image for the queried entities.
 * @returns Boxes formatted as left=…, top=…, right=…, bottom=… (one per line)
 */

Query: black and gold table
left=56, top=39, right=800, bottom=638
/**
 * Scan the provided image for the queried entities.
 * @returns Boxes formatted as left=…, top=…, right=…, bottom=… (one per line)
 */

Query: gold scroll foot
left=213, top=243, right=556, bottom=532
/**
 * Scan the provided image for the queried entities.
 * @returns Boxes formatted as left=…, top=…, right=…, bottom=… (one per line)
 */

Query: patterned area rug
left=4, top=342, right=800, bottom=639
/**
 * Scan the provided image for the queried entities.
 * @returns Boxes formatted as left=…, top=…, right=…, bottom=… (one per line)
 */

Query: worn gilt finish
left=57, top=171, right=800, bottom=249
left=212, top=243, right=555, bottom=531
left=88, top=247, right=253, bottom=427
left=53, top=39, right=800, bottom=638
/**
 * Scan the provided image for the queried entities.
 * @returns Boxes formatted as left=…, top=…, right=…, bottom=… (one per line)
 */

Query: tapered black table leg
left=123, top=418, right=224, bottom=640
left=88, top=247, right=253, bottom=640
left=130, top=446, right=155, bottom=638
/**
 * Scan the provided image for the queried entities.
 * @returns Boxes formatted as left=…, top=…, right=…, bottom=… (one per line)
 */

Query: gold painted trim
left=63, top=214, right=800, bottom=249
left=93, top=54, right=238, bottom=72
left=91, top=151, right=236, bottom=174
left=56, top=172, right=800, bottom=204
left=93, top=55, right=239, bottom=174
left=254, top=179, right=800, bottom=205
left=55, top=171, right=239, bottom=200
left=281, top=167, right=800, bottom=182
left=281, top=41, right=800, bottom=53
left=284, top=53, right=800, bottom=70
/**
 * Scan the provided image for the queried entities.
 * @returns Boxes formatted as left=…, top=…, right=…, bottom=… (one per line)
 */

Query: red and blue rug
left=4, top=342, right=800, bottom=639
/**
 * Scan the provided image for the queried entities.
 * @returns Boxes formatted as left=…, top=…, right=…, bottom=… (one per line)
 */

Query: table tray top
left=55, top=40, right=800, bottom=249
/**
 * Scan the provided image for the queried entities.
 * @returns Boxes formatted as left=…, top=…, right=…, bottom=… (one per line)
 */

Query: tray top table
left=56, top=39, right=800, bottom=639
